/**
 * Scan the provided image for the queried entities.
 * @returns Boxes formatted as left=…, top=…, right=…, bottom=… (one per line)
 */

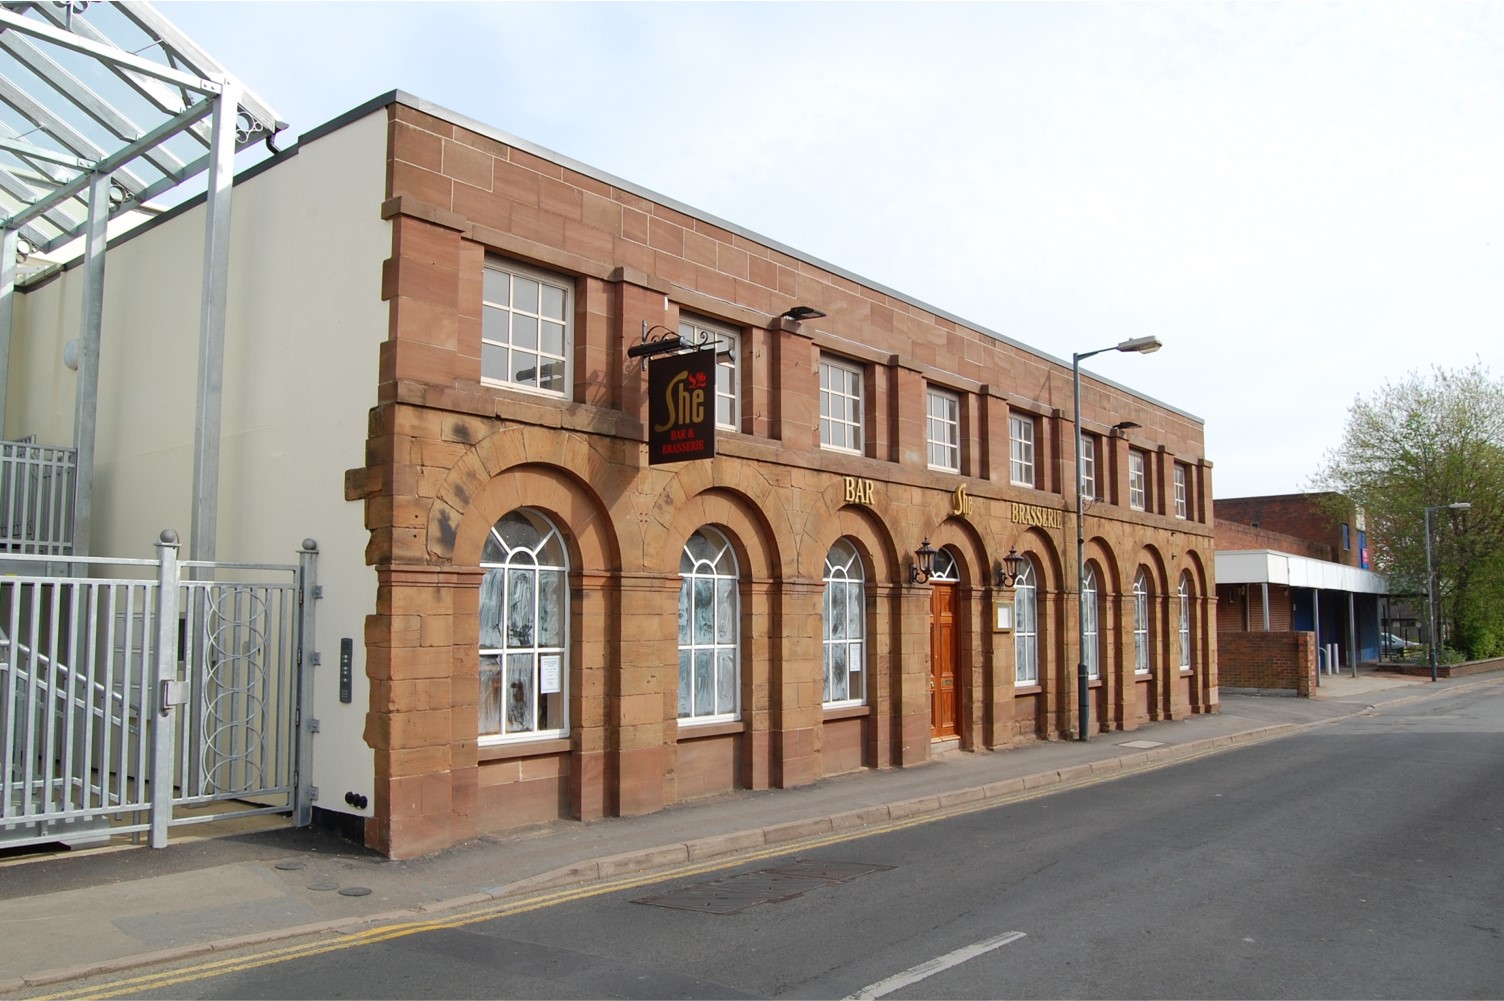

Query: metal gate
left=0, top=532, right=317, bottom=849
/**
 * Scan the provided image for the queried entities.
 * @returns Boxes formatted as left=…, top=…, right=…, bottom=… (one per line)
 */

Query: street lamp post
left=1424, top=501, right=1471, bottom=683
left=1073, top=335, right=1161, bottom=741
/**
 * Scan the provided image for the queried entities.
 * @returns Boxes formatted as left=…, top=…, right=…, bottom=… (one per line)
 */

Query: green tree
left=1310, top=362, right=1504, bottom=659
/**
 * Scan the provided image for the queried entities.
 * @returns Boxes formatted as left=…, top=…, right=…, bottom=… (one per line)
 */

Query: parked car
left=1381, top=632, right=1419, bottom=650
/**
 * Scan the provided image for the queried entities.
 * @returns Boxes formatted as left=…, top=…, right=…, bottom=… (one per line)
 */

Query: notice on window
left=540, top=655, right=562, bottom=694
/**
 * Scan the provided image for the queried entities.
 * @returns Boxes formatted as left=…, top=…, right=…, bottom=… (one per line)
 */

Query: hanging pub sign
left=648, top=348, right=717, bottom=464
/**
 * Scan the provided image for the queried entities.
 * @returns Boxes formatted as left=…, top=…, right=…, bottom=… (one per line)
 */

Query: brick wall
left=1218, top=631, right=1316, bottom=695
left=1215, top=494, right=1359, bottom=567
left=1214, top=520, right=1332, bottom=561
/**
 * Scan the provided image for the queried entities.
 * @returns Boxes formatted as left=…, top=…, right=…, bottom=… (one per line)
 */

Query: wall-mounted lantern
left=909, top=538, right=937, bottom=586
left=994, top=547, right=1024, bottom=589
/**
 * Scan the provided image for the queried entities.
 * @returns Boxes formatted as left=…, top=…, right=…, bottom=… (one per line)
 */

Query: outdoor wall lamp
left=995, top=547, right=1024, bottom=589
left=780, top=305, right=827, bottom=322
left=909, top=538, right=937, bottom=585
left=1111, top=420, right=1141, bottom=435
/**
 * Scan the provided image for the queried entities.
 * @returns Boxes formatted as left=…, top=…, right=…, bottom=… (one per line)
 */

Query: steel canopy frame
left=0, top=1, right=285, bottom=561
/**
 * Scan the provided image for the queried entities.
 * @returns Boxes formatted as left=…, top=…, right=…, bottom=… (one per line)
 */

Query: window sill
left=1013, top=684, right=1042, bottom=695
left=477, top=736, right=571, bottom=762
left=676, top=719, right=744, bottom=741
left=822, top=704, right=871, bottom=721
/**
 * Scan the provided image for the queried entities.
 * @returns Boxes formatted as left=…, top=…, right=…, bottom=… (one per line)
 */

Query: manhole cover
left=338, top=886, right=372, bottom=897
left=273, top=861, right=306, bottom=871
left=762, top=860, right=894, bottom=883
left=1119, top=739, right=1165, bottom=749
left=633, top=859, right=893, bottom=915
left=306, top=881, right=339, bottom=892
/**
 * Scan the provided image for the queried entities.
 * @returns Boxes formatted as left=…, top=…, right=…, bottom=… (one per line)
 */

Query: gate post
left=294, top=539, right=319, bottom=827
left=150, top=530, right=182, bottom=848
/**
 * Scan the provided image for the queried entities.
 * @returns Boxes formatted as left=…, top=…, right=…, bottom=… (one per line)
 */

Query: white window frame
left=1178, top=573, right=1193, bottom=672
left=1014, top=556, right=1038, bottom=685
left=1174, top=464, right=1188, bottom=520
left=680, top=315, right=740, bottom=432
left=678, top=527, right=740, bottom=724
left=823, top=539, right=866, bottom=707
left=1129, top=450, right=1148, bottom=512
left=1010, top=414, right=1036, bottom=488
left=482, top=259, right=572, bottom=396
left=820, top=357, right=864, bottom=454
left=1082, top=562, right=1100, bottom=681
left=1080, top=435, right=1097, bottom=501
left=1133, top=568, right=1150, bottom=675
left=478, top=509, right=569, bottom=744
left=926, top=388, right=961, bottom=472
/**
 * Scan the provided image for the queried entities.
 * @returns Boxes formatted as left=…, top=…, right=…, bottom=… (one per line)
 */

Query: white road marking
left=844, top=930, right=1028, bottom=1000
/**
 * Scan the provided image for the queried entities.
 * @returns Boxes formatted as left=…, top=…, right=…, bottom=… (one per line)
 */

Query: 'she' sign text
left=649, top=349, right=717, bottom=465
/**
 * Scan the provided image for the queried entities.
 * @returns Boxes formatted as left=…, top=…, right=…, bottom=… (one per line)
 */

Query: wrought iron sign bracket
left=629, top=322, right=684, bottom=370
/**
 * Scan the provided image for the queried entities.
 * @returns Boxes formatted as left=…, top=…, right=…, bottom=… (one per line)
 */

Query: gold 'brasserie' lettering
left=652, top=370, right=704, bottom=432
left=1010, top=502, right=1063, bottom=529
left=844, top=477, right=875, bottom=505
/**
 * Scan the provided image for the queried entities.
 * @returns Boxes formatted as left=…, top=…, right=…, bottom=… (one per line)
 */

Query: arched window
left=823, top=539, right=865, bottom=706
left=679, top=527, right=739, bottom=722
left=1179, top=572, right=1193, bottom=671
left=1082, top=562, right=1100, bottom=681
left=929, top=547, right=960, bottom=582
left=1015, top=556, right=1038, bottom=685
left=1133, top=568, right=1151, bottom=675
left=478, top=509, right=568, bottom=741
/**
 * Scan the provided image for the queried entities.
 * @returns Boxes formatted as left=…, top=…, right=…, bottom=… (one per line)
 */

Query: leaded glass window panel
left=1179, top=573, right=1193, bottom=670
left=1083, top=563, right=1100, bottom=681
left=478, top=509, right=568, bottom=742
left=1134, top=568, right=1151, bottom=675
left=823, top=538, right=866, bottom=706
left=678, top=527, right=740, bottom=723
left=1015, top=557, right=1039, bottom=685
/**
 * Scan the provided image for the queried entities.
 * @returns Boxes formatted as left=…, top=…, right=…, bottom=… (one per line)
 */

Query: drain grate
left=633, top=859, right=894, bottom=915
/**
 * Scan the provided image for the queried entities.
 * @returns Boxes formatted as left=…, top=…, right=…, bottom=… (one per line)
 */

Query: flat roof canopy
left=1216, top=549, right=1389, bottom=595
left=0, top=1, right=284, bottom=263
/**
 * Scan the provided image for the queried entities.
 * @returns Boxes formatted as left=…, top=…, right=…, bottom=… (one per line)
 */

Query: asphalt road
left=77, top=685, right=1504, bottom=999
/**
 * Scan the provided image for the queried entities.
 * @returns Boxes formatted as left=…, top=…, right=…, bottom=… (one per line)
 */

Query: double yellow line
left=29, top=730, right=1281, bottom=1000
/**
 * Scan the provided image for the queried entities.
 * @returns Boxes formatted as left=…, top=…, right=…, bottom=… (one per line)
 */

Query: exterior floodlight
left=781, top=305, right=827, bottom=322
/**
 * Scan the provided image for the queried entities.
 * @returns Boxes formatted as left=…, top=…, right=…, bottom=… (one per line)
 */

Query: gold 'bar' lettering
left=844, top=476, right=876, bottom=506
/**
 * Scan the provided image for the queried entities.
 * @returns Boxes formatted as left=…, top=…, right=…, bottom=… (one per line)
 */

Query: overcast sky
left=160, top=1, right=1504, bottom=498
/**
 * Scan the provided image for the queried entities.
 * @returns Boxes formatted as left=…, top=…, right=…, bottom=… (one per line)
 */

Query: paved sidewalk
left=0, top=668, right=1492, bottom=996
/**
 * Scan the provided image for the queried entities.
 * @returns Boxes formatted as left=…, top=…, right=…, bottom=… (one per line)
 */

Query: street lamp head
left=1115, top=335, right=1162, bottom=355
left=1449, top=502, right=1472, bottom=511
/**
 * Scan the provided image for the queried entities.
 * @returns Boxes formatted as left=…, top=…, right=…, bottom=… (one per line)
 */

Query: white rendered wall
left=8, top=108, right=390, bottom=822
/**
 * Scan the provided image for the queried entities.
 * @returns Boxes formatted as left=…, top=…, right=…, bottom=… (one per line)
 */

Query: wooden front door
left=930, top=583, right=959, bottom=739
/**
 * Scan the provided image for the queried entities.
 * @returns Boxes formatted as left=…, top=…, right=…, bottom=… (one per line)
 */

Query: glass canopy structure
left=0, top=1, right=285, bottom=559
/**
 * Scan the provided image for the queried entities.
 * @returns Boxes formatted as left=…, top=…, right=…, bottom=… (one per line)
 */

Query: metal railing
left=0, top=533, right=316, bottom=849
left=0, top=438, right=76, bottom=556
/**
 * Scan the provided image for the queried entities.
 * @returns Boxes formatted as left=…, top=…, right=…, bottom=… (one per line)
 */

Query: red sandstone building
left=7, top=91, right=1217, bottom=858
